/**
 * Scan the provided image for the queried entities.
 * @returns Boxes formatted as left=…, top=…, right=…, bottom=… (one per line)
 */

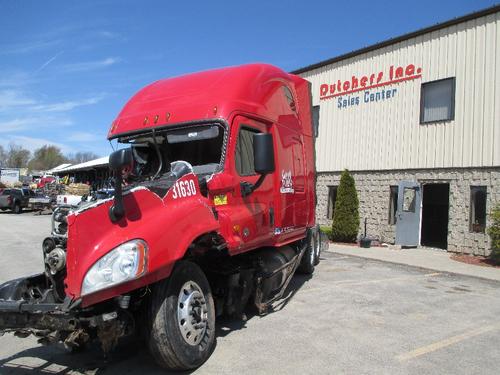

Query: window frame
left=235, top=125, right=261, bottom=177
left=469, top=186, right=487, bottom=233
left=388, top=185, right=398, bottom=225
left=282, top=86, right=296, bottom=112
left=326, top=185, right=338, bottom=220
left=420, top=77, right=456, bottom=124
left=312, top=105, right=320, bottom=138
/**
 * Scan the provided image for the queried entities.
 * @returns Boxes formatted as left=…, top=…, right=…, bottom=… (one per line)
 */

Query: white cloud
left=0, top=39, right=61, bottom=55
left=0, top=135, right=71, bottom=153
left=0, top=117, right=73, bottom=133
left=62, top=57, right=120, bottom=72
left=0, top=71, right=37, bottom=88
left=30, top=95, right=104, bottom=112
left=0, top=90, right=37, bottom=111
left=0, top=89, right=105, bottom=114
left=67, top=131, right=102, bottom=142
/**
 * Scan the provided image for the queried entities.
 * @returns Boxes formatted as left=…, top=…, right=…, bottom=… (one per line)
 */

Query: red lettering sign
left=319, top=64, right=422, bottom=100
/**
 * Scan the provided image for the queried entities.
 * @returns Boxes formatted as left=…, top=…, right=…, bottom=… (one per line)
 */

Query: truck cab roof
left=108, top=63, right=310, bottom=140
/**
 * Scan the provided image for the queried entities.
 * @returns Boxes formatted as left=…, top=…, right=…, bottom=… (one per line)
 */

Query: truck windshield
left=120, top=123, right=225, bottom=181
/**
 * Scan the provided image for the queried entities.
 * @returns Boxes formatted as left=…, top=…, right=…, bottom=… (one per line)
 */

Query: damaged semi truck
left=0, top=64, right=324, bottom=371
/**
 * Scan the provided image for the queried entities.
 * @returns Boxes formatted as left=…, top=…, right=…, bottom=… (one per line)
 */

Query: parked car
left=56, top=193, right=84, bottom=207
left=0, top=188, right=32, bottom=213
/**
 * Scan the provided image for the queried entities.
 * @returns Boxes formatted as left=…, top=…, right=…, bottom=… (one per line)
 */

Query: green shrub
left=320, top=225, right=333, bottom=240
left=488, top=205, right=500, bottom=264
left=331, top=169, right=359, bottom=242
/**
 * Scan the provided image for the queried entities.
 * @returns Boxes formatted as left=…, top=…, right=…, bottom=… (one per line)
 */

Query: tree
left=6, top=143, right=31, bottom=168
left=68, top=151, right=99, bottom=164
left=488, top=205, right=500, bottom=264
left=28, top=145, right=67, bottom=171
left=331, top=169, right=360, bottom=242
left=0, top=145, right=6, bottom=168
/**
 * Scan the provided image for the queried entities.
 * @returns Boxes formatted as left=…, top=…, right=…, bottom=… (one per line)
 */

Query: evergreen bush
left=320, top=225, right=333, bottom=240
left=331, top=169, right=360, bottom=242
left=488, top=205, right=500, bottom=264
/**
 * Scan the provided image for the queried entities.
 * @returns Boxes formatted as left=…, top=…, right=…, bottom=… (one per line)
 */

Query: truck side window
left=282, top=86, right=296, bottom=111
left=235, top=127, right=260, bottom=176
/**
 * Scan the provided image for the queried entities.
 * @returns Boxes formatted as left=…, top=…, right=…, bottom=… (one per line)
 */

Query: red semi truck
left=0, top=64, right=323, bottom=370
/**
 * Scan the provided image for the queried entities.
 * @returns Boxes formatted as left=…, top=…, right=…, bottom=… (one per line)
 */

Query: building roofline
left=291, top=4, right=500, bottom=74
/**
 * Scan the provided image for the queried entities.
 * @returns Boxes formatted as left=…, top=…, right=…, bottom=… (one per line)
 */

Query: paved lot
left=1, top=212, right=500, bottom=374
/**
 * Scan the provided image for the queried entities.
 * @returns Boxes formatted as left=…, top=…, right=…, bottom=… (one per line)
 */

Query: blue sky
left=0, top=0, right=497, bottom=157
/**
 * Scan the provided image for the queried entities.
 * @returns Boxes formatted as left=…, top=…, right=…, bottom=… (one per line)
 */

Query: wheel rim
left=177, top=280, right=208, bottom=346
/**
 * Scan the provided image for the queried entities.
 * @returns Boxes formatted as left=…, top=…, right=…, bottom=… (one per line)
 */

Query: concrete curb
left=327, top=244, right=500, bottom=283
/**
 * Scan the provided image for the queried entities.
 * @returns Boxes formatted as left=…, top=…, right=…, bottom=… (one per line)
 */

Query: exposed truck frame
left=0, top=64, right=324, bottom=370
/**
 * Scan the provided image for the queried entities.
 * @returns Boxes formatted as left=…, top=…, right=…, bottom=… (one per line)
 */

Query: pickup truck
left=0, top=188, right=32, bottom=214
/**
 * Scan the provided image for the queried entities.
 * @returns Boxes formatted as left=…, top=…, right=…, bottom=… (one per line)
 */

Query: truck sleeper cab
left=0, top=64, right=323, bottom=371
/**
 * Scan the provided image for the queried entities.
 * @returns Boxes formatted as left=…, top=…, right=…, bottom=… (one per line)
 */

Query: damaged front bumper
left=0, top=274, right=81, bottom=336
left=0, top=274, right=131, bottom=351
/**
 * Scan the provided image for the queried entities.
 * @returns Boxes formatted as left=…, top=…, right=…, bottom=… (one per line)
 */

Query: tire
left=147, top=261, right=216, bottom=371
left=297, top=228, right=319, bottom=274
left=313, top=228, right=322, bottom=266
left=13, top=203, right=22, bottom=214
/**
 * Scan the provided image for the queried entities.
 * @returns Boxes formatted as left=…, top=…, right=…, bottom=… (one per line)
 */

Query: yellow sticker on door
left=214, top=194, right=228, bottom=206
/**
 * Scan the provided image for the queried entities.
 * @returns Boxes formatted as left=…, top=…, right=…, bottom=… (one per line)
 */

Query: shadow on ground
left=0, top=272, right=314, bottom=374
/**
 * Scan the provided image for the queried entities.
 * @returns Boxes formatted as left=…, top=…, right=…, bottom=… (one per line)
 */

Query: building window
left=388, top=186, right=398, bottom=224
left=235, top=127, right=260, bottom=176
left=327, top=186, right=338, bottom=220
left=312, top=105, right=320, bottom=138
left=402, top=187, right=417, bottom=212
left=470, top=186, right=487, bottom=233
left=420, top=77, right=455, bottom=123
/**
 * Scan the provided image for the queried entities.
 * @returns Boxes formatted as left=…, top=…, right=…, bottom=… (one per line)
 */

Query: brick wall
left=316, top=168, right=500, bottom=256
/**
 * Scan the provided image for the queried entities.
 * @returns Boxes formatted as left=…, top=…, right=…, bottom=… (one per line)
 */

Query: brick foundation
left=316, top=168, right=500, bottom=256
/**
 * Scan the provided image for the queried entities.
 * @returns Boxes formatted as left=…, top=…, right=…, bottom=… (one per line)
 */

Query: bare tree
left=68, top=151, right=100, bottom=164
left=6, top=143, right=31, bottom=168
left=28, top=145, right=68, bottom=171
left=0, top=145, right=6, bottom=168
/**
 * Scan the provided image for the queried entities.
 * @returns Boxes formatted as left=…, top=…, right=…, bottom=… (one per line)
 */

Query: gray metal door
left=395, top=181, right=421, bottom=247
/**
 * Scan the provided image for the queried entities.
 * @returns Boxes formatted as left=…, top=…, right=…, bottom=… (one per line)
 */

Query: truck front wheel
left=147, top=261, right=216, bottom=371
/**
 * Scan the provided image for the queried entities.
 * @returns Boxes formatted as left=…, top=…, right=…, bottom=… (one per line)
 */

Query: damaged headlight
left=82, top=239, right=148, bottom=296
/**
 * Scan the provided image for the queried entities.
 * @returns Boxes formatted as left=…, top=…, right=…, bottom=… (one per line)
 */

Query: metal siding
left=301, top=12, right=499, bottom=172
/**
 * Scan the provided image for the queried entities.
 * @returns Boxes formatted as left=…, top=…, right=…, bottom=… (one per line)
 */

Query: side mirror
left=108, top=148, right=134, bottom=223
left=241, top=133, right=275, bottom=197
left=109, top=148, right=134, bottom=171
left=253, top=133, right=275, bottom=175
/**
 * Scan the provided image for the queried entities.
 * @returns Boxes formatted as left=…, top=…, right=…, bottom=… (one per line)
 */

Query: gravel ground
left=1, top=211, right=500, bottom=374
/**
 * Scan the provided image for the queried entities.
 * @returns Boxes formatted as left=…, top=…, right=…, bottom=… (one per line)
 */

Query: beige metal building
left=293, top=5, right=500, bottom=255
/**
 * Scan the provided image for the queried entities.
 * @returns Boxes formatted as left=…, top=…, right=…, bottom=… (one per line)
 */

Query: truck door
left=224, top=116, right=274, bottom=253
left=291, top=137, right=307, bottom=227
left=395, top=181, right=421, bottom=247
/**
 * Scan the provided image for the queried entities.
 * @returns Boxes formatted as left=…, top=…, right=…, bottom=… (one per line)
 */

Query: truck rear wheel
left=147, top=261, right=216, bottom=371
left=297, top=228, right=319, bottom=274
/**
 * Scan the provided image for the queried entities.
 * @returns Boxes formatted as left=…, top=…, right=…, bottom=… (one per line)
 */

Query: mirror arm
left=241, top=173, right=267, bottom=197
left=109, top=171, right=125, bottom=222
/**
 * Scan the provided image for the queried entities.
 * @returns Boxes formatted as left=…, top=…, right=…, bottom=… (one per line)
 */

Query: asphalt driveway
left=0, top=212, right=499, bottom=374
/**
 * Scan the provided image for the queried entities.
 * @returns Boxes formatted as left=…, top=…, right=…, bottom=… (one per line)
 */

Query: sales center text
left=318, top=64, right=422, bottom=109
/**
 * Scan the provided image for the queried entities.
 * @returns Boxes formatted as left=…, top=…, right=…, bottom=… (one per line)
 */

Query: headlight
left=82, top=239, right=148, bottom=296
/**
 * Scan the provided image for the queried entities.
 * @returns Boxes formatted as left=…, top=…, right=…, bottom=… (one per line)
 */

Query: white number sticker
left=171, top=179, right=197, bottom=199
